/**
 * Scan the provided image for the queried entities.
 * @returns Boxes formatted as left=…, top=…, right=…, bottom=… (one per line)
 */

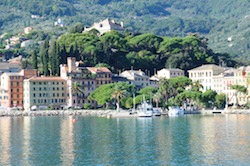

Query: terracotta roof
left=87, top=67, right=111, bottom=74
left=25, top=77, right=66, bottom=81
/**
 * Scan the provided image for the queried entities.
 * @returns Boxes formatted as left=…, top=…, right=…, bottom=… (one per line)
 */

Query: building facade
left=84, top=18, right=124, bottom=35
left=23, top=77, right=67, bottom=111
left=0, top=69, right=37, bottom=110
left=188, top=64, right=226, bottom=91
left=119, top=70, right=151, bottom=89
left=60, top=57, right=101, bottom=108
left=156, top=68, right=184, bottom=79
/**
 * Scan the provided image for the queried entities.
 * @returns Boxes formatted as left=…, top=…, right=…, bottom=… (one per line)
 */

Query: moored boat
left=168, top=106, right=184, bottom=116
left=137, top=101, right=153, bottom=117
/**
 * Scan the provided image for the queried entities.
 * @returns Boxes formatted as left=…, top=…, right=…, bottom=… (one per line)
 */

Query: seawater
left=0, top=115, right=250, bottom=165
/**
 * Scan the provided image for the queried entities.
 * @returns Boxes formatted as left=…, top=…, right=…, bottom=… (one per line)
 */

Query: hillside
left=1, top=0, right=250, bottom=61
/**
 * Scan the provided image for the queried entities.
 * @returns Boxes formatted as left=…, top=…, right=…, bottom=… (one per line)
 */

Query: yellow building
left=23, top=77, right=67, bottom=111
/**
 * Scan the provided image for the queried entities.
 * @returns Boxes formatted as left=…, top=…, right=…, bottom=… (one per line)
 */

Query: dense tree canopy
left=57, top=31, right=236, bottom=74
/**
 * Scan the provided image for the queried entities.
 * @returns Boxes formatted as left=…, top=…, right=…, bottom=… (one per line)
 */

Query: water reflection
left=1, top=115, right=250, bottom=165
left=60, top=116, right=75, bottom=165
left=0, top=117, right=11, bottom=165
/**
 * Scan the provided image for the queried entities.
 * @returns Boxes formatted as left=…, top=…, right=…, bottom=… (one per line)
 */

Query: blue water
left=0, top=115, right=250, bottom=165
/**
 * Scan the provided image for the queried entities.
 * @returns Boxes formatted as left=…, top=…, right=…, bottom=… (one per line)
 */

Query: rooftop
left=87, top=67, right=111, bottom=74
left=25, top=77, right=66, bottom=81
left=188, top=64, right=226, bottom=71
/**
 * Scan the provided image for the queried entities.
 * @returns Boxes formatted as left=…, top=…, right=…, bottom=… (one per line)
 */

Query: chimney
left=67, top=57, right=76, bottom=73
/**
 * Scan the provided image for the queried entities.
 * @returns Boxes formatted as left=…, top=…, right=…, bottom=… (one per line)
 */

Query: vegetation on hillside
left=1, top=0, right=250, bottom=60
left=31, top=31, right=235, bottom=76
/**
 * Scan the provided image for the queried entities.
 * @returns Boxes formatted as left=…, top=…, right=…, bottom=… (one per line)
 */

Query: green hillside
left=1, top=0, right=250, bottom=60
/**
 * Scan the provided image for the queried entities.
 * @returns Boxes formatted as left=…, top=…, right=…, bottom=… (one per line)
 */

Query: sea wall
left=0, top=110, right=113, bottom=117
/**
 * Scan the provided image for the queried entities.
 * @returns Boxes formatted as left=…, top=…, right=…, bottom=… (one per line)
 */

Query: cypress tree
left=49, top=40, right=60, bottom=76
left=60, top=44, right=67, bottom=64
left=40, top=38, right=49, bottom=76
left=31, top=50, right=38, bottom=69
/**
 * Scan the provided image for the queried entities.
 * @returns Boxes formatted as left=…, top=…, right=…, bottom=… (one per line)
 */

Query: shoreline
left=1, top=109, right=250, bottom=118
left=0, top=110, right=113, bottom=117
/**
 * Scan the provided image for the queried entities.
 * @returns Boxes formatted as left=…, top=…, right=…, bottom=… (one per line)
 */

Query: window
left=33, top=87, right=36, bottom=91
left=33, top=94, right=36, bottom=97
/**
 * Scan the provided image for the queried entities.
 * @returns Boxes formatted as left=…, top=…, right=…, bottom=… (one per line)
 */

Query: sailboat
left=137, top=96, right=153, bottom=117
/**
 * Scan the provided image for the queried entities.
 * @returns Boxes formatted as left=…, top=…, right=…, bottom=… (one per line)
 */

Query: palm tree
left=71, top=82, right=83, bottom=107
left=153, top=92, right=161, bottom=108
left=191, top=80, right=203, bottom=92
left=112, top=85, right=127, bottom=112
left=158, top=78, right=171, bottom=106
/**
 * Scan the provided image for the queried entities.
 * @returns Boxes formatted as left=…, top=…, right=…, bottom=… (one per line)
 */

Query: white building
left=119, top=70, right=151, bottom=89
left=84, top=18, right=124, bottom=35
left=152, top=68, right=185, bottom=81
left=188, top=64, right=226, bottom=91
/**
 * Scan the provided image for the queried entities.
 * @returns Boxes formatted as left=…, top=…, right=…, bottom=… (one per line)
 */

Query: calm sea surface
left=0, top=115, right=250, bottom=166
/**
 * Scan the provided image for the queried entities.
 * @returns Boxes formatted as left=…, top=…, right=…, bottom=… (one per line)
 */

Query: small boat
left=137, top=101, right=153, bottom=117
left=168, top=106, right=184, bottom=116
left=152, top=108, right=161, bottom=116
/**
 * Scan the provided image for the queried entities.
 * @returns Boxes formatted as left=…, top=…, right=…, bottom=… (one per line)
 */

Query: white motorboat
left=137, top=101, right=153, bottom=117
left=168, top=106, right=184, bottom=116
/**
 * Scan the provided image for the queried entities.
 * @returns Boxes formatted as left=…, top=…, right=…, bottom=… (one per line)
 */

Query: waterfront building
left=156, top=68, right=184, bottom=80
left=188, top=64, right=226, bottom=91
left=84, top=18, right=124, bottom=35
left=0, top=69, right=37, bottom=110
left=87, top=67, right=112, bottom=88
left=188, top=64, right=250, bottom=105
left=60, top=57, right=97, bottom=108
left=23, top=77, right=67, bottom=111
left=119, top=69, right=151, bottom=89
left=213, top=68, right=236, bottom=104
